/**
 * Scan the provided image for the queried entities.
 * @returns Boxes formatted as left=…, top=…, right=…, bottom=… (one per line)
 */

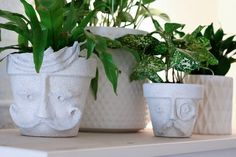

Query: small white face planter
left=143, top=83, right=203, bottom=137
left=7, top=42, right=96, bottom=137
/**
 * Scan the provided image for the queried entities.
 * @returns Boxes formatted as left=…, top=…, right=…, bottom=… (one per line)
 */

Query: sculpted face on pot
left=152, top=98, right=197, bottom=137
left=6, top=42, right=93, bottom=135
left=9, top=74, right=82, bottom=131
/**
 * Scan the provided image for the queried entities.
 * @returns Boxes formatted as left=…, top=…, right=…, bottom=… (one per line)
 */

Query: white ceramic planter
left=143, top=83, right=203, bottom=137
left=184, top=75, right=233, bottom=135
left=80, top=27, right=149, bottom=132
left=7, top=42, right=96, bottom=137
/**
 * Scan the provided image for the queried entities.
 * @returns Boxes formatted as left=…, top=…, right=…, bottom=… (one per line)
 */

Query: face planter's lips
left=10, top=104, right=81, bottom=131
left=158, top=119, right=193, bottom=136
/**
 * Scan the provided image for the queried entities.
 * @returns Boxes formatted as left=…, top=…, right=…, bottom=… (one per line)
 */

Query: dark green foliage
left=191, top=23, right=236, bottom=75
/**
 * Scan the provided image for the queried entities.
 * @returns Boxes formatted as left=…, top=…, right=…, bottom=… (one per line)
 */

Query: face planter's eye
left=155, top=105, right=163, bottom=113
left=176, top=100, right=196, bottom=121
left=26, top=94, right=33, bottom=100
left=57, top=96, right=65, bottom=102
left=51, top=91, right=81, bottom=102
left=17, top=91, right=35, bottom=101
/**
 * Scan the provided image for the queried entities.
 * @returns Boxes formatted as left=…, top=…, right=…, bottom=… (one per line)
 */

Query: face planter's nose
left=169, top=100, right=177, bottom=121
left=37, top=98, right=50, bottom=119
left=36, top=75, right=51, bottom=119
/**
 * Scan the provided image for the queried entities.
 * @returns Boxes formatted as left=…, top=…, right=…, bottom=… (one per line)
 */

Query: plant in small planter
left=0, top=0, right=118, bottom=137
left=80, top=0, right=170, bottom=132
left=185, top=24, right=236, bottom=135
left=118, top=19, right=218, bottom=137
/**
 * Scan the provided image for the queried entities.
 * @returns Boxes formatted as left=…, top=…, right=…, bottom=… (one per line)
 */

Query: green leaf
left=35, top=0, right=64, bottom=49
left=91, top=68, right=99, bottom=100
left=130, top=55, right=165, bottom=82
left=214, top=28, right=224, bottom=42
left=171, top=49, right=200, bottom=73
left=191, top=25, right=205, bottom=37
left=221, top=35, right=235, bottom=51
left=210, top=56, right=231, bottom=75
left=0, top=45, right=19, bottom=53
left=0, top=9, right=30, bottom=34
left=142, top=0, right=155, bottom=5
left=139, top=8, right=170, bottom=21
left=94, top=35, right=119, bottom=93
left=226, top=41, right=236, bottom=54
left=20, top=0, right=48, bottom=73
left=84, top=31, right=96, bottom=58
left=117, top=12, right=133, bottom=22
left=152, top=19, right=161, bottom=31
left=164, top=23, right=185, bottom=34
left=0, top=9, right=29, bottom=23
left=72, top=10, right=97, bottom=41
left=0, top=23, right=28, bottom=39
left=63, top=0, right=77, bottom=33
left=99, top=51, right=119, bottom=94
left=18, top=34, right=28, bottom=49
left=204, top=23, right=214, bottom=39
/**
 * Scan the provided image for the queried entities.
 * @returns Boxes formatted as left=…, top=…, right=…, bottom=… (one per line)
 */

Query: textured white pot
left=80, top=27, right=149, bottom=132
left=184, top=75, right=233, bottom=135
left=143, top=83, right=203, bottom=137
left=7, top=42, right=96, bottom=137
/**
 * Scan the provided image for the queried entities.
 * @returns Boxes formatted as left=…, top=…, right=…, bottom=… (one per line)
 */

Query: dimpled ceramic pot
left=80, top=27, right=149, bottom=132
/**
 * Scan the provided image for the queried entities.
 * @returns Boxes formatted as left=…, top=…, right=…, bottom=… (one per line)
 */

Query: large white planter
left=184, top=75, right=233, bottom=135
left=7, top=42, right=96, bottom=137
left=80, top=27, right=149, bottom=132
left=143, top=83, right=203, bottom=137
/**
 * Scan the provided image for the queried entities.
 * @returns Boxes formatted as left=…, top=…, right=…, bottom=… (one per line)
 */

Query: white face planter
left=143, top=83, right=203, bottom=137
left=7, top=42, right=96, bottom=137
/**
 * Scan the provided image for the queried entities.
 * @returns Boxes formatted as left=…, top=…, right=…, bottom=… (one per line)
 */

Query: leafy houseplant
left=118, top=22, right=218, bottom=83
left=116, top=18, right=218, bottom=137
left=191, top=23, right=236, bottom=75
left=0, top=0, right=120, bottom=137
left=0, top=0, right=119, bottom=94
left=185, top=24, right=235, bottom=135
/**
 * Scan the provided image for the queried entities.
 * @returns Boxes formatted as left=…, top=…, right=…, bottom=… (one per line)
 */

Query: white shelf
left=0, top=129, right=236, bottom=157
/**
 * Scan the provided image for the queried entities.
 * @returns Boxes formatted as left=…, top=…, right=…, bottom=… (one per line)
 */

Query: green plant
left=0, top=0, right=119, bottom=94
left=90, top=0, right=169, bottom=28
left=191, top=23, right=236, bottom=75
left=117, top=21, right=218, bottom=83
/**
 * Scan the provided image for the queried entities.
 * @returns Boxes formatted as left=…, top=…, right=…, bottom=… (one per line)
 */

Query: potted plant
left=0, top=0, right=119, bottom=137
left=120, top=17, right=218, bottom=137
left=185, top=24, right=236, bottom=135
left=80, top=0, right=170, bottom=132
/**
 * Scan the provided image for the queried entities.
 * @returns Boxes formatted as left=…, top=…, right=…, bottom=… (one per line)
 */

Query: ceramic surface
left=80, top=27, right=149, bottom=132
left=7, top=42, right=96, bottom=137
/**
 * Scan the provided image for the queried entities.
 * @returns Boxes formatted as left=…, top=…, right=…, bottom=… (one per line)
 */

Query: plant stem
left=133, top=0, right=142, bottom=29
